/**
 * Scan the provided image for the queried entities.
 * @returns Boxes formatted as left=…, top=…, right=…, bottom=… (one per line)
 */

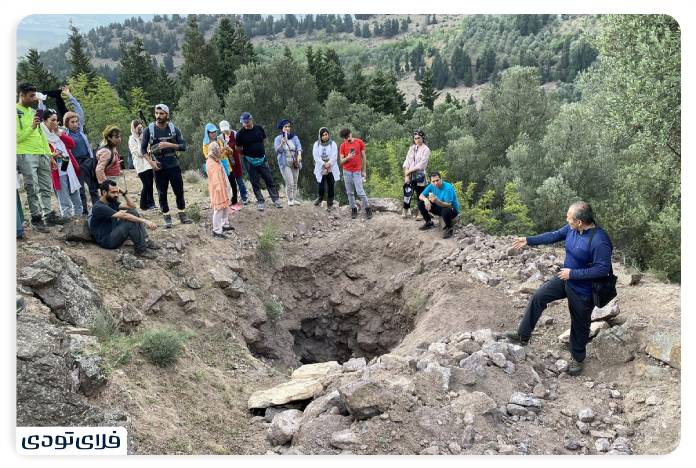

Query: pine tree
left=313, top=48, right=345, bottom=102
left=367, top=70, right=406, bottom=119
left=306, top=46, right=316, bottom=75
left=431, top=53, right=450, bottom=89
left=116, top=38, right=158, bottom=106
left=67, top=24, right=95, bottom=82
left=17, top=49, right=59, bottom=90
left=417, top=67, right=439, bottom=110
left=362, top=23, right=371, bottom=38
left=345, top=63, right=369, bottom=103
left=151, top=65, right=179, bottom=109
left=163, top=53, right=174, bottom=73
left=179, top=16, right=219, bottom=88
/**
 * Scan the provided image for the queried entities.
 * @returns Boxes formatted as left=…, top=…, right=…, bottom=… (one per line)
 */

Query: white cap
left=219, top=120, right=231, bottom=132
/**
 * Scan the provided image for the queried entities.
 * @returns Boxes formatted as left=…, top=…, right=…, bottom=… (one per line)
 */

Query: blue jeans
left=17, top=190, right=24, bottom=238
left=55, top=174, right=83, bottom=218
left=343, top=170, right=369, bottom=210
left=235, top=175, right=248, bottom=201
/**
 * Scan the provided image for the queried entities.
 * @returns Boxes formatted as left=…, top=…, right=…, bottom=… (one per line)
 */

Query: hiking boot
left=313, top=197, right=322, bottom=206
left=163, top=214, right=173, bottom=229
left=145, top=239, right=160, bottom=250
left=30, top=215, right=50, bottom=233
left=274, top=199, right=283, bottom=209
left=568, top=358, right=584, bottom=376
left=503, top=330, right=529, bottom=346
left=257, top=201, right=265, bottom=211
left=365, top=207, right=373, bottom=219
left=443, top=227, right=454, bottom=239
left=178, top=211, right=192, bottom=224
left=351, top=207, right=358, bottom=219
left=222, top=225, right=235, bottom=231
left=212, top=231, right=228, bottom=239
left=45, top=211, right=67, bottom=225
left=419, top=221, right=435, bottom=231
left=134, top=248, right=157, bottom=259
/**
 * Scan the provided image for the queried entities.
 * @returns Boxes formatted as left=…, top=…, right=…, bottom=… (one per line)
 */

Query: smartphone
left=35, top=108, right=44, bottom=121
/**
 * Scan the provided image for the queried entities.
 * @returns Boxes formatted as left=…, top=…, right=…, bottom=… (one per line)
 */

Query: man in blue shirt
left=417, top=172, right=461, bottom=239
left=504, top=201, right=614, bottom=376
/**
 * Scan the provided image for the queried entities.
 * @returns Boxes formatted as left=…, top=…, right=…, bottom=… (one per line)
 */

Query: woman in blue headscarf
left=202, top=123, right=231, bottom=176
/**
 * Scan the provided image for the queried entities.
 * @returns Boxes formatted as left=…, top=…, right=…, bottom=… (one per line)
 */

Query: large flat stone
left=291, top=361, right=343, bottom=380
left=248, top=379, right=324, bottom=409
left=645, top=334, right=681, bottom=369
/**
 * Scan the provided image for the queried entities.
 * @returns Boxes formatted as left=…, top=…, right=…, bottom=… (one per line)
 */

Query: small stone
left=610, top=389, right=622, bottom=399
left=448, top=442, right=462, bottom=454
left=578, top=408, right=595, bottom=423
left=509, top=392, right=543, bottom=408
left=185, top=277, right=203, bottom=289
left=645, top=395, right=661, bottom=406
left=555, top=359, right=569, bottom=373
left=613, top=424, right=634, bottom=437
left=532, top=384, right=547, bottom=399
left=594, top=438, right=611, bottom=453
left=576, top=421, right=590, bottom=434
left=490, top=352, right=507, bottom=368
left=330, top=429, right=358, bottom=450
left=506, top=404, right=528, bottom=416
left=544, top=317, right=555, bottom=326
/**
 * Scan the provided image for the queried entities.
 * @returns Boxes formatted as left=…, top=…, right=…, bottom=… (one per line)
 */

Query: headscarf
left=130, top=120, right=142, bottom=142
left=203, top=123, right=218, bottom=145
left=207, top=141, right=221, bottom=159
left=277, top=118, right=295, bottom=139
left=317, top=127, right=330, bottom=146
left=413, top=129, right=426, bottom=142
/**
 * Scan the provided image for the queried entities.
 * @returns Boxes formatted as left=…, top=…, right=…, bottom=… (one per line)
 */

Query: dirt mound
left=15, top=169, right=680, bottom=454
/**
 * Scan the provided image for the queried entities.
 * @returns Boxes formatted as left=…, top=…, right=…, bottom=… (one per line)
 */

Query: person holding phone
left=338, top=128, right=372, bottom=220
left=274, top=119, right=303, bottom=206
left=41, top=109, right=82, bottom=219
left=16, top=82, right=55, bottom=232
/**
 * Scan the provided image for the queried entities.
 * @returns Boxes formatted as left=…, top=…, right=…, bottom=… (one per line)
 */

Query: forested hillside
left=16, top=14, right=680, bottom=280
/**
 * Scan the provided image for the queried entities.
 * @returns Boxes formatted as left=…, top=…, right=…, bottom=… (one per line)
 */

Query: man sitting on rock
left=504, top=201, right=614, bottom=376
left=89, top=179, right=160, bottom=258
left=417, top=172, right=460, bottom=239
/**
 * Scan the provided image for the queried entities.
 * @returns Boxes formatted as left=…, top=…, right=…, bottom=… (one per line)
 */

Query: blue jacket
left=527, top=224, right=613, bottom=298
left=274, top=134, right=302, bottom=169
left=67, top=96, right=93, bottom=159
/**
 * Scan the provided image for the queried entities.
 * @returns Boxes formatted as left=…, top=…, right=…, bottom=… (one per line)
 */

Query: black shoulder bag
left=587, top=228, right=618, bottom=308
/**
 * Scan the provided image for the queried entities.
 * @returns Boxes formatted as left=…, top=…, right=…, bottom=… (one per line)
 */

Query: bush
left=257, top=221, right=280, bottom=265
left=184, top=169, right=203, bottom=184
left=264, top=295, right=284, bottom=322
left=91, top=309, right=120, bottom=341
left=187, top=203, right=202, bottom=223
left=139, top=328, right=188, bottom=367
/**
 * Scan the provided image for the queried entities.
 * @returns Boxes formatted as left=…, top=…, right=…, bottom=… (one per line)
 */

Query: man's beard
left=107, top=194, right=118, bottom=203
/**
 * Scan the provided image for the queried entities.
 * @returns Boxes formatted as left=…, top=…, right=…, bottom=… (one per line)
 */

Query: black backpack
left=587, top=228, right=618, bottom=308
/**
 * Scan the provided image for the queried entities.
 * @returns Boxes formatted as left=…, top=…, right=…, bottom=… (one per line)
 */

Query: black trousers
left=137, top=169, right=156, bottom=210
left=154, top=166, right=186, bottom=213
left=243, top=158, right=279, bottom=203
left=100, top=209, right=147, bottom=251
left=518, top=277, right=594, bottom=362
left=75, top=157, right=99, bottom=213
left=317, top=173, right=335, bottom=203
left=403, top=181, right=425, bottom=209
left=418, top=201, right=458, bottom=228
left=228, top=172, right=239, bottom=205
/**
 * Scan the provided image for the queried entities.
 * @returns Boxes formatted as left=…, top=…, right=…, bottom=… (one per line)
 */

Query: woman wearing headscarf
left=95, top=125, right=123, bottom=184
left=41, top=108, right=83, bottom=218
left=130, top=119, right=156, bottom=211
left=402, top=129, right=431, bottom=219
left=274, top=119, right=303, bottom=206
left=203, top=123, right=232, bottom=177
left=218, top=120, right=243, bottom=208
left=312, top=127, right=340, bottom=210
left=206, top=141, right=235, bottom=239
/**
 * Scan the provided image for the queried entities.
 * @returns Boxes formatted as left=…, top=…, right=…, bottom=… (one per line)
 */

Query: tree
left=501, top=181, right=534, bottom=235
left=366, top=70, right=406, bottom=119
left=179, top=16, right=219, bottom=88
left=417, top=67, right=439, bottom=110
left=313, top=48, right=346, bottom=102
left=67, top=24, right=95, bottom=82
left=431, top=53, right=449, bottom=89
left=116, top=37, right=158, bottom=107
left=345, top=63, right=369, bottom=104
left=126, top=87, right=149, bottom=116
left=451, top=45, right=473, bottom=86
left=17, top=49, right=59, bottom=90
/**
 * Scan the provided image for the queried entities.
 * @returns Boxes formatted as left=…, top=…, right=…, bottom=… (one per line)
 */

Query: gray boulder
left=338, top=379, right=397, bottom=420
left=267, top=409, right=303, bottom=446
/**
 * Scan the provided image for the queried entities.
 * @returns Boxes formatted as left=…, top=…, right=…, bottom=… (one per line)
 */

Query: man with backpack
left=62, top=86, right=99, bottom=213
left=139, top=103, right=192, bottom=228
left=503, top=201, right=614, bottom=376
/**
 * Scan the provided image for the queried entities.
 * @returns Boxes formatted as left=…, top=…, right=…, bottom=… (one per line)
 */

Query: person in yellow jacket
left=16, top=82, right=63, bottom=232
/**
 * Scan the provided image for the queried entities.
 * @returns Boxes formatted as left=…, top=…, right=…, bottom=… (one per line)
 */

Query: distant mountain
left=16, top=14, right=154, bottom=56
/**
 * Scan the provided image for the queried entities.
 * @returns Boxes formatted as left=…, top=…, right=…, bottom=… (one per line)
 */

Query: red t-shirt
left=339, top=138, right=365, bottom=173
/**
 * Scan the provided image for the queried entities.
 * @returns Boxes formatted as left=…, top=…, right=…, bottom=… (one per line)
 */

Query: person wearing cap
left=402, top=129, right=431, bottom=219
left=312, top=127, right=339, bottom=210
left=16, top=82, right=54, bottom=233
left=62, top=85, right=99, bottom=212
left=235, top=112, right=282, bottom=211
left=338, top=128, right=372, bottom=220
left=140, top=103, right=192, bottom=228
left=218, top=120, right=247, bottom=206
left=274, top=119, right=303, bottom=206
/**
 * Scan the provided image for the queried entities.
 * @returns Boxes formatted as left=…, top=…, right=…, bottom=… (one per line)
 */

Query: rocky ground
left=15, top=169, right=681, bottom=455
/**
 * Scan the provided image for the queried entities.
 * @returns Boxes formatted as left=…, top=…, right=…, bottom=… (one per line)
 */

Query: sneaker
left=134, top=248, right=157, bottom=259
left=503, top=330, right=529, bottom=346
left=365, top=207, right=373, bottom=219
left=242, top=198, right=249, bottom=205
left=443, top=227, right=454, bottom=239
left=178, top=211, right=192, bottom=224
left=30, top=215, right=50, bottom=233
left=293, top=199, right=302, bottom=206
left=163, top=214, right=173, bottom=229
left=257, top=202, right=265, bottom=211
left=222, top=225, right=235, bottom=231
left=274, top=199, right=283, bottom=209
left=313, top=197, right=322, bottom=206
left=145, top=239, right=161, bottom=250
left=351, top=207, right=358, bottom=219
left=568, top=358, right=584, bottom=376
left=419, top=221, right=435, bottom=231
left=287, top=200, right=294, bottom=207
left=212, top=231, right=228, bottom=239
left=45, top=211, right=67, bottom=226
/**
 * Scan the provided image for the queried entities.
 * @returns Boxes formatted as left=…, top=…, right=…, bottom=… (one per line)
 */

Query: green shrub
left=91, top=309, right=120, bottom=341
left=187, top=203, right=202, bottom=223
left=501, top=181, right=534, bottom=235
left=257, top=222, right=280, bottom=265
left=183, top=169, right=203, bottom=185
left=139, top=328, right=188, bottom=367
left=264, top=295, right=284, bottom=322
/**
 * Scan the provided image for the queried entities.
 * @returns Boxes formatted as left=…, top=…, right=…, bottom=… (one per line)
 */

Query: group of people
left=17, top=81, right=616, bottom=376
